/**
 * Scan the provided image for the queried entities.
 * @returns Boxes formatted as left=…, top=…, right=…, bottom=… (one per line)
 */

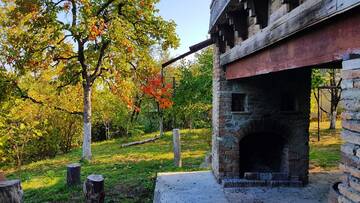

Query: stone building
left=209, top=0, right=360, bottom=201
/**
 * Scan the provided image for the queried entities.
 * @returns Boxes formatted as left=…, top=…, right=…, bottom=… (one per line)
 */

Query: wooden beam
left=225, top=9, right=360, bottom=79
left=162, top=39, right=214, bottom=68
left=220, top=0, right=360, bottom=66
left=229, top=10, right=248, bottom=40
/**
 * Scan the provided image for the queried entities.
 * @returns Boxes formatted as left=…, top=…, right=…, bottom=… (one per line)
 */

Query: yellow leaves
left=88, top=18, right=107, bottom=41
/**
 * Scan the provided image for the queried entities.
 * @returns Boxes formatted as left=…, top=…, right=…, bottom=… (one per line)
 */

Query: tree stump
left=172, top=129, right=182, bottom=167
left=67, top=163, right=81, bottom=186
left=83, top=174, right=105, bottom=203
left=0, top=180, right=23, bottom=203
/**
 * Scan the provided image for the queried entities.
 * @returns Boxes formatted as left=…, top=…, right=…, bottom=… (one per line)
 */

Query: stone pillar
left=338, top=57, right=360, bottom=203
left=212, top=45, right=234, bottom=182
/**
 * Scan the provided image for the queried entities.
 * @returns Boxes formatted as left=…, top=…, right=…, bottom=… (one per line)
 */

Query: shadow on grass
left=20, top=156, right=207, bottom=203
left=6, top=129, right=211, bottom=203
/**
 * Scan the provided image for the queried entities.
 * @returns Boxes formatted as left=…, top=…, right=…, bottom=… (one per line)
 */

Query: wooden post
left=0, top=171, right=6, bottom=181
left=317, top=87, right=320, bottom=142
left=172, top=129, right=182, bottom=167
left=0, top=180, right=23, bottom=203
left=84, top=174, right=105, bottom=203
left=67, top=163, right=81, bottom=186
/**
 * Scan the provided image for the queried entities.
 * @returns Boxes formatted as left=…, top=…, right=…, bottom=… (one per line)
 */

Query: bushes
left=0, top=99, right=82, bottom=168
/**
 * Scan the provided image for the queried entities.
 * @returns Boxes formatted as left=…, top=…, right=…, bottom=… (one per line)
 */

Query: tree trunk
left=67, top=163, right=81, bottom=186
left=159, top=115, right=164, bottom=137
left=82, top=85, right=92, bottom=161
left=329, top=111, right=337, bottom=130
left=84, top=174, right=105, bottom=203
left=0, top=180, right=23, bottom=203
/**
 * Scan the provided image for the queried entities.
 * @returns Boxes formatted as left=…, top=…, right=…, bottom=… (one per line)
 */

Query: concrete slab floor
left=154, top=171, right=228, bottom=203
left=153, top=171, right=341, bottom=203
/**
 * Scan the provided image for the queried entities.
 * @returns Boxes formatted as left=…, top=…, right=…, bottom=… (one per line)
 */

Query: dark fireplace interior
left=239, top=132, right=285, bottom=177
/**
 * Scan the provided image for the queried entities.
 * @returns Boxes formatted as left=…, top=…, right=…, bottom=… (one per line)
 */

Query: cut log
left=0, top=180, right=23, bottom=203
left=121, top=136, right=160, bottom=148
left=67, top=163, right=81, bottom=186
left=173, top=129, right=182, bottom=167
left=84, top=174, right=105, bottom=203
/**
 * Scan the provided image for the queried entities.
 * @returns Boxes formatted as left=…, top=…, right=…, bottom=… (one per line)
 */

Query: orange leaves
left=142, top=75, right=173, bottom=109
left=89, top=19, right=107, bottom=41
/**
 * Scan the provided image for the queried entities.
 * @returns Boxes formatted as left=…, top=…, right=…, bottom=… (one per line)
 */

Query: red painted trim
left=225, top=10, right=360, bottom=80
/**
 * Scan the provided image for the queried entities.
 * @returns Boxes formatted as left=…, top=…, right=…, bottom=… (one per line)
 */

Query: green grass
left=309, top=121, right=342, bottom=171
left=4, top=121, right=343, bottom=202
left=5, top=129, right=212, bottom=203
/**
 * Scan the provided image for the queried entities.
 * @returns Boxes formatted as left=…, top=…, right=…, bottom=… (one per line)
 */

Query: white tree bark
left=329, top=111, right=337, bottom=129
left=82, top=85, right=92, bottom=160
left=159, top=115, right=164, bottom=137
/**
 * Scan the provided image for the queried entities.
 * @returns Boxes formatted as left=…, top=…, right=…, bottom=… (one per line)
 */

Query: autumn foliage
left=142, top=75, right=173, bottom=109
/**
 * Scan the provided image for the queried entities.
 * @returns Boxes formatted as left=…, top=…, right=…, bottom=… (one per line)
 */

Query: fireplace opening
left=239, top=132, right=285, bottom=177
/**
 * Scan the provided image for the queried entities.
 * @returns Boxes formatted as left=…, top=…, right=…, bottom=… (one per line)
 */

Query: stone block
left=342, top=112, right=360, bottom=120
left=340, top=173, right=350, bottom=185
left=341, top=80, right=354, bottom=89
left=341, top=130, right=360, bottom=145
left=341, top=69, right=360, bottom=80
left=350, top=176, right=360, bottom=193
left=354, top=79, right=360, bottom=88
left=338, top=195, right=354, bottom=203
left=341, top=152, right=360, bottom=169
left=338, top=183, right=360, bottom=202
left=341, top=89, right=360, bottom=101
left=341, top=99, right=360, bottom=112
left=342, top=58, right=360, bottom=70
left=340, top=163, right=360, bottom=179
left=341, top=143, right=357, bottom=156
left=343, top=121, right=360, bottom=133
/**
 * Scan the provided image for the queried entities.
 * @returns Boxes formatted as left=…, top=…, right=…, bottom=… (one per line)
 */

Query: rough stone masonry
left=338, top=57, right=360, bottom=203
left=212, top=45, right=311, bottom=186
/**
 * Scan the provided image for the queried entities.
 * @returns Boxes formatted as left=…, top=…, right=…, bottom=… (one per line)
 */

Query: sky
left=156, top=0, right=212, bottom=58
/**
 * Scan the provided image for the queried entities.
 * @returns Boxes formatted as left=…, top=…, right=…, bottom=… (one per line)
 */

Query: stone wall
left=212, top=45, right=312, bottom=184
left=338, top=57, right=360, bottom=203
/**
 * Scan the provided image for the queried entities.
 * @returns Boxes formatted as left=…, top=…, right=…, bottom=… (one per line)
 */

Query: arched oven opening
left=239, top=132, right=287, bottom=178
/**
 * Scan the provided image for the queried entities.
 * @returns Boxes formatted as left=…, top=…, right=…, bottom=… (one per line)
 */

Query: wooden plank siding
left=219, top=0, right=360, bottom=67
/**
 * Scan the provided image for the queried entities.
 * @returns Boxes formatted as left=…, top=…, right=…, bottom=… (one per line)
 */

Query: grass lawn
left=5, top=129, right=212, bottom=202
left=3, top=121, right=342, bottom=202
left=309, top=121, right=343, bottom=171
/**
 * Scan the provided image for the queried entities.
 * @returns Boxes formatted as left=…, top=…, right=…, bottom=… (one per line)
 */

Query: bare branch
left=54, top=55, right=78, bottom=61
left=57, top=35, right=72, bottom=44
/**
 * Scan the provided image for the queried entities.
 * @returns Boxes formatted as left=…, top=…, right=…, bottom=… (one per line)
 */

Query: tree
left=141, top=74, right=173, bottom=136
left=312, top=69, right=342, bottom=129
left=172, top=47, right=213, bottom=129
left=0, top=0, right=179, bottom=160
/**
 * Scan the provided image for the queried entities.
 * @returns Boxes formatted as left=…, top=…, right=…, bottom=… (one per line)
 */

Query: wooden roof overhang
left=210, top=0, right=360, bottom=80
